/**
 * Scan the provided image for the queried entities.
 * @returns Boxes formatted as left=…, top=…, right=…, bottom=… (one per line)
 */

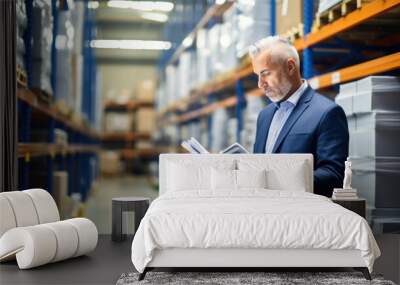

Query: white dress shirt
left=264, top=80, right=308, bottom=153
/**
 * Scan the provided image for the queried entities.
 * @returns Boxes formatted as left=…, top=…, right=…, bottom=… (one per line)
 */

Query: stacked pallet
left=315, top=0, right=372, bottom=29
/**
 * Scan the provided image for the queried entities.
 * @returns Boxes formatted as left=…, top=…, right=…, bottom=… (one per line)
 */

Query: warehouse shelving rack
left=158, top=0, right=213, bottom=69
left=17, top=1, right=99, bottom=203
left=102, top=99, right=165, bottom=165
left=158, top=0, right=400, bottom=138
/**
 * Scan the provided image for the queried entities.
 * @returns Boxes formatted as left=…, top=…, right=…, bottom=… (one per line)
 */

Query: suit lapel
left=258, top=105, right=277, bottom=152
left=272, top=87, right=314, bottom=153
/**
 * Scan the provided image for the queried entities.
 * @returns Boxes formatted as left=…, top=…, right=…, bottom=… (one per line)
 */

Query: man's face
left=251, top=51, right=292, bottom=102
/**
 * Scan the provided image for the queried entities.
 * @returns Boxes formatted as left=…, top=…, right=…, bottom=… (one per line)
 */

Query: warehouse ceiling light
left=107, top=1, right=174, bottom=12
left=90, top=39, right=171, bottom=50
left=141, top=12, right=168, bottom=22
left=182, top=36, right=194, bottom=48
left=88, top=1, right=99, bottom=9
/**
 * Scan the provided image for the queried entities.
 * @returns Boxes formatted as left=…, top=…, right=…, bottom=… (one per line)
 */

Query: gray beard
left=265, top=79, right=292, bottom=103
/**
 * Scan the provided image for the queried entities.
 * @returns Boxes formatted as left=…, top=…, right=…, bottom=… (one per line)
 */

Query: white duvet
left=131, top=190, right=380, bottom=273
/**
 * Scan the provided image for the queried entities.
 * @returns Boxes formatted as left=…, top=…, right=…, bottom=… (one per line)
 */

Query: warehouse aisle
left=86, top=175, right=159, bottom=234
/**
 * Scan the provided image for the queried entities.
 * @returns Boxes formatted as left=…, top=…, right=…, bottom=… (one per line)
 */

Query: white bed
left=131, top=154, right=380, bottom=280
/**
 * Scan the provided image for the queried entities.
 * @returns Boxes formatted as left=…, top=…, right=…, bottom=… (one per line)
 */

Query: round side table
left=112, top=197, right=150, bottom=242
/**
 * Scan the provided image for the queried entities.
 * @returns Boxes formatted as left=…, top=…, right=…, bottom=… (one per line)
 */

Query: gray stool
left=112, top=197, right=150, bottom=242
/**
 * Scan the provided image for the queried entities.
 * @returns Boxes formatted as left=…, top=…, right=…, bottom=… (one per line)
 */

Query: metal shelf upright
left=18, top=0, right=33, bottom=190
left=302, top=0, right=315, bottom=79
left=17, top=1, right=100, bottom=204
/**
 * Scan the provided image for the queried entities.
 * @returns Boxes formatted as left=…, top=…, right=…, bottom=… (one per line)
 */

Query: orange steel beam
left=18, top=143, right=100, bottom=158
left=174, top=96, right=237, bottom=124
left=120, top=148, right=166, bottom=159
left=102, top=132, right=151, bottom=141
left=245, top=52, right=400, bottom=94
left=164, top=51, right=400, bottom=122
left=104, top=100, right=153, bottom=111
left=310, top=52, right=400, bottom=89
left=294, top=0, right=400, bottom=51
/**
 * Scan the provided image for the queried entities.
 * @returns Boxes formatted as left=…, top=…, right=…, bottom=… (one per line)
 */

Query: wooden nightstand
left=332, top=198, right=366, bottom=218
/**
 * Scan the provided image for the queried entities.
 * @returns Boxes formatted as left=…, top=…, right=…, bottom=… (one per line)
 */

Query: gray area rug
left=116, top=271, right=396, bottom=285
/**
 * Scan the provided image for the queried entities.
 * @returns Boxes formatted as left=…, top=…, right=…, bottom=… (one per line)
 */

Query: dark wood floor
left=1, top=234, right=399, bottom=284
left=0, top=235, right=133, bottom=285
left=1, top=174, right=398, bottom=285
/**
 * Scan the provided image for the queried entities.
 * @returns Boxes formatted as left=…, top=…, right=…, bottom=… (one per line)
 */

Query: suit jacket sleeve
left=253, top=110, right=263, bottom=153
left=314, top=105, right=349, bottom=196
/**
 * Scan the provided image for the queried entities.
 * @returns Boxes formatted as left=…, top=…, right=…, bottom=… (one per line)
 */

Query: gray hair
left=249, top=36, right=300, bottom=68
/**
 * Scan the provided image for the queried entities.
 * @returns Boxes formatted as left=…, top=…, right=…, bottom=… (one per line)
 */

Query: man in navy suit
left=250, top=36, right=349, bottom=197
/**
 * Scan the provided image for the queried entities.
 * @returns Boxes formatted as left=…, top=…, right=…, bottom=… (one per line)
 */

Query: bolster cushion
left=23, top=189, right=60, bottom=224
left=0, top=196, right=17, bottom=237
left=0, top=218, right=98, bottom=269
left=0, top=189, right=60, bottom=238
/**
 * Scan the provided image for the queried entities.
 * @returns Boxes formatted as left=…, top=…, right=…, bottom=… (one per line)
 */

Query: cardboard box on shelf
left=336, top=81, right=357, bottom=116
left=354, top=76, right=400, bottom=114
left=99, top=151, right=121, bottom=176
left=104, top=113, right=133, bottom=133
left=135, top=141, right=154, bottom=150
left=352, top=157, right=400, bottom=209
left=106, top=89, right=134, bottom=105
left=135, top=80, right=155, bottom=101
left=135, top=109, right=156, bottom=133
left=337, top=76, right=400, bottom=116
left=349, top=111, right=400, bottom=158
left=275, top=0, right=303, bottom=35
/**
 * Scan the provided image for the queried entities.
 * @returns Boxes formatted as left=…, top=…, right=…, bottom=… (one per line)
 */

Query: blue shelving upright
left=302, top=0, right=314, bottom=79
left=235, top=80, right=246, bottom=144
left=51, top=0, right=58, bottom=99
left=18, top=101, right=31, bottom=189
left=17, top=1, right=99, bottom=204
left=270, top=0, right=276, bottom=36
left=82, top=4, right=97, bottom=125
left=18, top=0, right=34, bottom=190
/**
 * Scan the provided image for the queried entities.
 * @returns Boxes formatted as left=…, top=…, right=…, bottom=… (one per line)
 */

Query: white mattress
left=131, top=190, right=380, bottom=273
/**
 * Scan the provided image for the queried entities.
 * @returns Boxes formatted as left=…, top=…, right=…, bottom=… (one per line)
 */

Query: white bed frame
left=139, top=154, right=371, bottom=281
left=148, top=248, right=366, bottom=268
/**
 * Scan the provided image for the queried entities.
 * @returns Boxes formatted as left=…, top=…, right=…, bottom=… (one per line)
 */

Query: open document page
left=181, top=137, right=209, bottom=154
left=181, top=137, right=248, bottom=154
left=219, top=142, right=249, bottom=154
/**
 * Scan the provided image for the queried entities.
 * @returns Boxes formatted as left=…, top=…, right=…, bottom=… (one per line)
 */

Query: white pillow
left=211, top=168, right=236, bottom=190
left=236, top=169, right=267, bottom=189
left=266, top=162, right=307, bottom=191
left=168, top=162, right=210, bottom=191
left=211, top=169, right=267, bottom=191
left=237, top=158, right=310, bottom=192
left=167, top=160, right=236, bottom=192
